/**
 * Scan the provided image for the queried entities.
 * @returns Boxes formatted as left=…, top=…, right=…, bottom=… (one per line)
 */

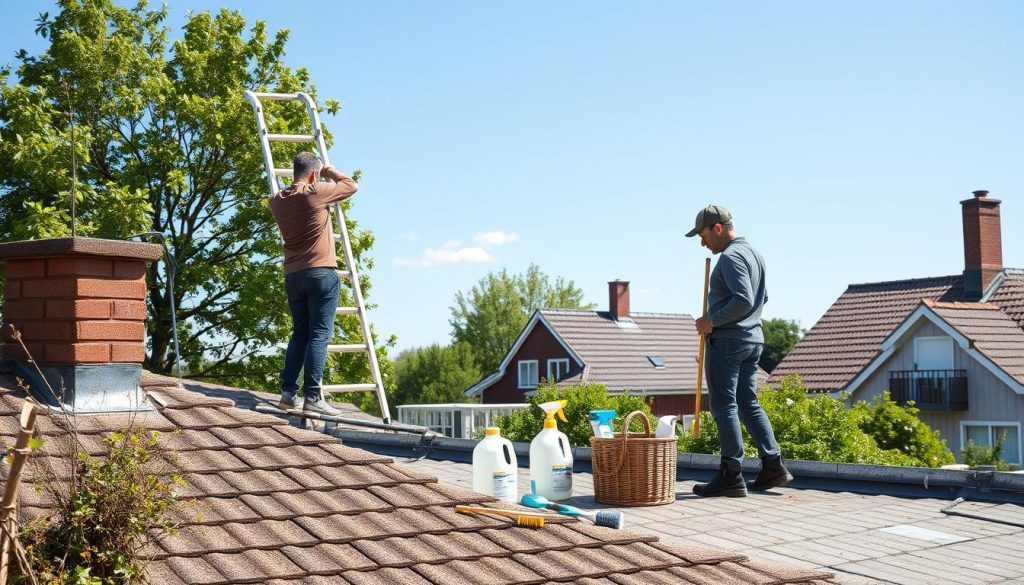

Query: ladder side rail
left=243, top=90, right=282, bottom=196
left=298, top=92, right=393, bottom=424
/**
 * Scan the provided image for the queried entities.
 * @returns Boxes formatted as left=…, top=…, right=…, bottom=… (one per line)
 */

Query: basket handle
left=592, top=410, right=652, bottom=476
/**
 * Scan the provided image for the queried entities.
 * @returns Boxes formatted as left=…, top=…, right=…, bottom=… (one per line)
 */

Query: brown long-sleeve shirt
left=269, top=176, right=358, bottom=274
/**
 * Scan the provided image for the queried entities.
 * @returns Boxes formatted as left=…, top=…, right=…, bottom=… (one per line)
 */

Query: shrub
left=960, top=433, right=1014, bottom=471
left=677, top=375, right=952, bottom=467
left=494, top=381, right=653, bottom=447
left=18, top=427, right=185, bottom=585
left=851, top=391, right=955, bottom=467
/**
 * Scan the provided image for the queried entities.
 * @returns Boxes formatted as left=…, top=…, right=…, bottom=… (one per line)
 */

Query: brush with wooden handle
left=454, top=505, right=548, bottom=528
left=692, top=257, right=711, bottom=438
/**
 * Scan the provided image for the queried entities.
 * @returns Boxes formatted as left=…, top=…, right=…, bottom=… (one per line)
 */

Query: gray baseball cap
left=685, top=204, right=732, bottom=237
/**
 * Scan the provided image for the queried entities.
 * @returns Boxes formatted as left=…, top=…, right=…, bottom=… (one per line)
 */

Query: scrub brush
left=520, top=492, right=624, bottom=529
left=454, top=505, right=547, bottom=528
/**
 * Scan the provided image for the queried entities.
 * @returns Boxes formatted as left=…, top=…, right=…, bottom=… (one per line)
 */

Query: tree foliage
left=0, top=1, right=391, bottom=395
left=392, top=342, right=481, bottom=408
left=495, top=381, right=653, bottom=447
left=450, top=264, right=594, bottom=372
left=759, top=318, right=802, bottom=373
left=678, top=375, right=955, bottom=467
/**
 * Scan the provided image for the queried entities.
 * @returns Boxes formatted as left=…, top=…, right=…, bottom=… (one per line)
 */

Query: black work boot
left=693, top=463, right=747, bottom=498
left=747, top=454, right=793, bottom=491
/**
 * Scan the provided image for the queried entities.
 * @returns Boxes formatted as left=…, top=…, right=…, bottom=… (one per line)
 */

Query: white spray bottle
left=530, top=400, right=573, bottom=501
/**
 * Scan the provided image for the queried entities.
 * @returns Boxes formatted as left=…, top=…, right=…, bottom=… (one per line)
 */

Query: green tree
left=495, top=381, right=653, bottom=447
left=393, top=342, right=482, bottom=408
left=0, top=1, right=392, bottom=397
left=450, top=264, right=594, bottom=372
left=759, top=318, right=802, bottom=373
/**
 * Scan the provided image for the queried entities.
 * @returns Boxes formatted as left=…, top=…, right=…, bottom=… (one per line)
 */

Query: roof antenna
left=59, top=76, right=77, bottom=238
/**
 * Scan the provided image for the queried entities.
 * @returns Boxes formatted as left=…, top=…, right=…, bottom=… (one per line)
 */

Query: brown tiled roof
left=925, top=300, right=1024, bottom=385
left=987, top=269, right=1024, bottom=328
left=0, top=372, right=837, bottom=584
left=769, top=274, right=964, bottom=390
left=541, top=310, right=706, bottom=393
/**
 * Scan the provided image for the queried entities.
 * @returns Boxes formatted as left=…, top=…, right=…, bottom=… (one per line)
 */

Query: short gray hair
left=293, top=151, right=322, bottom=179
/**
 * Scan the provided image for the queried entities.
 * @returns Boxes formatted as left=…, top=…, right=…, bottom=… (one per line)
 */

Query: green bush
left=851, top=391, right=955, bottom=467
left=19, top=428, right=185, bottom=585
left=494, top=381, right=653, bottom=447
left=960, top=434, right=1014, bottom=471
left=678, top=375, right=951, bottom=467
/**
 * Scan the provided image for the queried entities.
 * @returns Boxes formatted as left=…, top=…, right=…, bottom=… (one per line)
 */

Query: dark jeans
left=281, top=267, right=339, bottom=403
left=706, top=337, right=781, bottom=473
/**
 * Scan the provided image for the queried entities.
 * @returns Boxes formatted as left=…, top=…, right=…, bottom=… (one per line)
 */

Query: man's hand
left=695, top=316, right=713, bottom=336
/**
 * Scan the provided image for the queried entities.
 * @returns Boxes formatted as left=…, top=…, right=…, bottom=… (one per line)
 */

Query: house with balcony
left=771, top=190, right=1024, bottom=465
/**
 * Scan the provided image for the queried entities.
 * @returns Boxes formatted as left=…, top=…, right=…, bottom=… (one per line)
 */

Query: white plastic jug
left=472, top=427, right=519, bottom=503
left=530, top=400, right=573, bottom=500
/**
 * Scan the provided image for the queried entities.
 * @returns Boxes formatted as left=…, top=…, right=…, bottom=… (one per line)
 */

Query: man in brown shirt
left=270, top=151, right=358, bottom=416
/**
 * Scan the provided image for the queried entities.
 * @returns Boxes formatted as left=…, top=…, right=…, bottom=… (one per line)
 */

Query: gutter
left=332, top=429, right=1024, bottom=505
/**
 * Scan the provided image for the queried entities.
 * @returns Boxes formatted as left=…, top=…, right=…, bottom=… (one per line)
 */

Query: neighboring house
left=771, top=191, right=1024, bottom=465
left=466, top=280, right=767, bottom=417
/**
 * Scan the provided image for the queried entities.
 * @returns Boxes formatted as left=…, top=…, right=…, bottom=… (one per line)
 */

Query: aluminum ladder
left=243, top=90, right=393, bottom=424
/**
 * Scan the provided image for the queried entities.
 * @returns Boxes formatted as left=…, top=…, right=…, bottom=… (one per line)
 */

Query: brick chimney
left=609, top=280, right=630, bottom=321
left=961, top=190, right=1003, bottom=300
left=0, top=237, right=163, bottom=411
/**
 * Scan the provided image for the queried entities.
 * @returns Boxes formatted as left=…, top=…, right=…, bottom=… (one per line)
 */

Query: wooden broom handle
left=692, top=258, right=711, bottom=438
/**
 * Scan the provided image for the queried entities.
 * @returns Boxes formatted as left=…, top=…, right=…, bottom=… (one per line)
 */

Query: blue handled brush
left=521, top=492, right=624, bottom=529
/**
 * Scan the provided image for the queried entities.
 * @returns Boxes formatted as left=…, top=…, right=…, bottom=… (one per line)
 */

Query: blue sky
left=2, top=2, right=1022, bottom=354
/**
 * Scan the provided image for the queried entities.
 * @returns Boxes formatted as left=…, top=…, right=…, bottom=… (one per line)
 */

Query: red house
left=465, top=280, right=734, bottom=417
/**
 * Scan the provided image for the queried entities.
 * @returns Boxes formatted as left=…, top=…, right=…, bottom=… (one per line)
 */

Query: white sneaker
left=302, top=396, right=344, bottom=417
left=277, top=396, right=301, bottom=410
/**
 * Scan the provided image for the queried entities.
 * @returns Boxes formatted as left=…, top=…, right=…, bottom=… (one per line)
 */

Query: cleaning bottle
left=588, top=409, right=616, bottom=438
left=530, top=400, right=573, bottom=501
left=472, top=427, right=518, bottom=503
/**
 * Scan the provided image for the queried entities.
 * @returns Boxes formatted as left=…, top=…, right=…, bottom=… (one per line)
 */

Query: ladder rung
left=322, top=383, right=378, bottom=393
left=266, top=133, right=316, bottom=143
left=274, top=168, right=293, bottom=177
left=336, top=306, right=359, bottom=315
left=328, top=344, right=369, bottom=353
left=253, top=92, right=302, bottom=101
left=337, top=270, right=352, bottom=280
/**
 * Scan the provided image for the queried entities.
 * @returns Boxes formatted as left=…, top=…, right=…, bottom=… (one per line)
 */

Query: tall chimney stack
left=961, top=190, right=1003, bottom=300
left=609, top=280, right=630, bottom=321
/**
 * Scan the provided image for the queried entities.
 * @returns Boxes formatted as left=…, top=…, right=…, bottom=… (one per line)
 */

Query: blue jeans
left=281, top=267, right=340, bottom=403
left=706, top=337, right=781, bottom=473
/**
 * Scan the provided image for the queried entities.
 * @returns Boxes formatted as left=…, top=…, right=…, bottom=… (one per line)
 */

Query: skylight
left=647, top=356, right=666, bottom=369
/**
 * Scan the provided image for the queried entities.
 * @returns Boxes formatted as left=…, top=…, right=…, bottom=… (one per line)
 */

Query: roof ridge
left=923, top=299, right=1001, bottom=310
left=846, top=274, right=962, bottom=290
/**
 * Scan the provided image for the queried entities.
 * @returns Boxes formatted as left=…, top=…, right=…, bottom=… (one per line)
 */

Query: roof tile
left=412, top=556, right=546, bottom=585
left=204, top=549, right=305, bottom=582
left=281, top=543, right=378, bottom=574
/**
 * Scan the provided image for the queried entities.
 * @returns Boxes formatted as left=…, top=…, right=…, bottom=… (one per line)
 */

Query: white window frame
left=960, top=420, right=1022, bottom=465
left=518, top=360, right=539, bottom=389
left=914, top=336, right=954, bottom=370
left=547, top=358, right=570, bottom=382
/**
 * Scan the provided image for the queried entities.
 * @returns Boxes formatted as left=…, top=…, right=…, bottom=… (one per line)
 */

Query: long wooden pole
left=692, top=258, right=711, bottom=438
left=0, top=402, right=38, bottom=584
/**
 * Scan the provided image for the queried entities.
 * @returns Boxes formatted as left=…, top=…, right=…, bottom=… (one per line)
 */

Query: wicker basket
left=590, top=410, right=677, bottom=506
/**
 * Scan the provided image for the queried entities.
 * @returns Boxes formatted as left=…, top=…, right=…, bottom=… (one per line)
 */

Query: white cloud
left=474, top=230, right=519, bottom=246
left=394, top=240, right=493, bottom=268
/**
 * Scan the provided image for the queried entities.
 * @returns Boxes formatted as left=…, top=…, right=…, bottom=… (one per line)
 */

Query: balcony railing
left=888, top=369, right=968, bottom=411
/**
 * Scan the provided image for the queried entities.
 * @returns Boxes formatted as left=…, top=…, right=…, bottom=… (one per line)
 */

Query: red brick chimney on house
left=961, top=190, right=1004, bottom=300
left=0, top=237, right=163, bottom=411
left=609, top=280, right=630, bottom=321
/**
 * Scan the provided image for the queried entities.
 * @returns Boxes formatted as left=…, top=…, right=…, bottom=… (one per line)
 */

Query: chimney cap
left=973, top=190, right=989, bottom=199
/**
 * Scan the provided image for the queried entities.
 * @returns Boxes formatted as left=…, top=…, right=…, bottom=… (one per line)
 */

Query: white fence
left=397, top=403, right=528, bottom=438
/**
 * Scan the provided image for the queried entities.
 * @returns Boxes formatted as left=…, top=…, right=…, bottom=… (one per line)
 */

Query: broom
left=692, top=257, right=711, bottom=438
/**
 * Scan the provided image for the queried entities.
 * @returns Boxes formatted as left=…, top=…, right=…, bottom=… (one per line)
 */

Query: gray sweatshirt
left=707, top=237, right=767, bottom=342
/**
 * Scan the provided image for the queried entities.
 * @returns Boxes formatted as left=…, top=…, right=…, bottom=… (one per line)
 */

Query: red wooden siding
left=482, top=323, right=579, bottom=403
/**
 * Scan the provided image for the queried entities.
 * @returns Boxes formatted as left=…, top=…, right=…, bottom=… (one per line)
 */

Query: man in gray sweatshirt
left=686, top=204, right=792, bottom=497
